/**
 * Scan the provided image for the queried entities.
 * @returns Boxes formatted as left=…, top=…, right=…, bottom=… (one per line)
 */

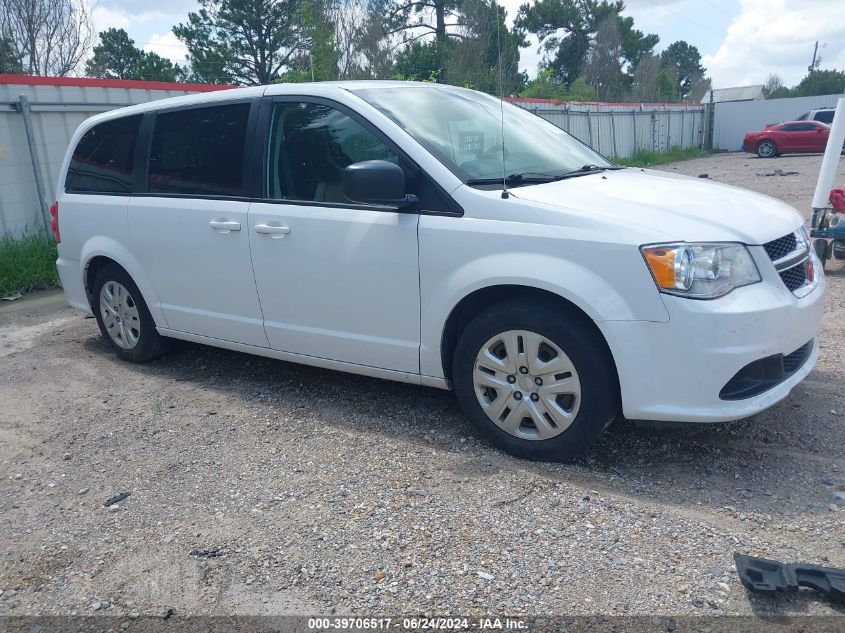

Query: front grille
left=763, top=233, right=797, bottom=261
left=779, top=264, right=808, bottom=292
left=763, top=231, right=812, bottom=294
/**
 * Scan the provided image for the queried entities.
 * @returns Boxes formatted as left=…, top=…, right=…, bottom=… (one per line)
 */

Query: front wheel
left=452, top=302, right=619, bottom=461
left=757, top=140, right=777, bottom=158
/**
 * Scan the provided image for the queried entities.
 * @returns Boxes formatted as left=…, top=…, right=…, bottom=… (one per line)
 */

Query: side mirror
left=343, top=160, right=418, bottom=208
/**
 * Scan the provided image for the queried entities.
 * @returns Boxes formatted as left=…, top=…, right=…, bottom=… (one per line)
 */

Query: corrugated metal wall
left=712, top=93, right=843, bottom=151
left=0, top=81, right=210, bottom=236
left=514, top=102, right=707, bottom=159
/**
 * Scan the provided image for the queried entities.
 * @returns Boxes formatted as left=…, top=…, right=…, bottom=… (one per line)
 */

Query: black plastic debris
left=735, top=552, right=845, bottom=603
left=190, top=547, right=227, bottom=558
left=103, top=492, right=131, bottom=506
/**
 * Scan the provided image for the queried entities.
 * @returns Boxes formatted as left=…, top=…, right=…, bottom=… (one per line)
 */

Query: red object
left=742, top=120, right=831, bottom=156
left=49, top=201, right=60, bottom=243
left=831, top=185, right=845, bottom=212
left=0, top=73, right=235, bottom=93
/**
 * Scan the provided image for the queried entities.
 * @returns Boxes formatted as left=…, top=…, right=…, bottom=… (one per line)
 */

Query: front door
left=248, top=99, right=421, bottom=373
left=128, top=101, right=269, bottom=347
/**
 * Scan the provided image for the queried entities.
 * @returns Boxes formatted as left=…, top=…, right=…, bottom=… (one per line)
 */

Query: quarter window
left=148, top=103, right=251, bottom=196
left=267, top=102, right=399, bottom=203
left=781, top=123, right=815, bottom=132
left=66, top=115, right=141, bottom=193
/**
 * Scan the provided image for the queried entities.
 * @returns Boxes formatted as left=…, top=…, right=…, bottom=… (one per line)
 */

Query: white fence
left=712, top=92, right=844, bottom=151
left=0, top=76, right=226, bottom=237
left=512, top=100, right=707, bottom=159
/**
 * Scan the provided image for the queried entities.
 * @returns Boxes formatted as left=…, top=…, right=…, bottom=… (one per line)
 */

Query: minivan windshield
left=352, top=85, right=615, bottom=185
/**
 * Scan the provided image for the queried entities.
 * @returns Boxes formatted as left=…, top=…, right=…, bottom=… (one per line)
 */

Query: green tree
left=515, top=0, right=657, bottom=86
left=656, top=67, right=676, bottom=102
left=393, top=41, right=441, bottom=81
left=379, top=0, right=475, bottom=83
left=174, top=0, right=308, bottom=85
left=792, top=69, right=845, bottom=97
left=445, top=0, right=524, bottom=94
left=660, top=40, right=704, bottom=100
left=569, top=75, right=596, bottom=100
left=520, top=68, right=569, bottom=99
left=0, top=35, right=23, bottom=73
left=86, top=28, right=181, bottom=81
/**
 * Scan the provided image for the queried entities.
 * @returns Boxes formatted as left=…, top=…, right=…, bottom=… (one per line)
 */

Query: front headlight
left=641, top=243, right=761, bottom=299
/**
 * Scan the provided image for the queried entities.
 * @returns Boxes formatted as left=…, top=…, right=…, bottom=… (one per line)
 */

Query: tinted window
left=66, top=115, right=141, bottom=193
left=267, top=102, right=398, bottom=203
left=781, top=123, right=815, bottom=132
left=148, top=103, right=250, bottom=196
left=814, top=111, right=834, bottom=124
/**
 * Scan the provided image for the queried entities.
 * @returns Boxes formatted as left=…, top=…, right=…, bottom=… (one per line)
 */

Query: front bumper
left=601, top=248, right=825, bottom=423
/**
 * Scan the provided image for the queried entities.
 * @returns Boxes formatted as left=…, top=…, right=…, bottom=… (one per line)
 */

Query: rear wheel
left=92, top=264, right=169, bottom=363
left=756, top=140, right=777, bottom=158
left=452, top=302, right=619, bottom=461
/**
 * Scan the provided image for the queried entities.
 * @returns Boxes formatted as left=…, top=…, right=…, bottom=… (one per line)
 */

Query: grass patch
left=614, top=146, right=711, bottom=168
left=0, top=233, right=59, bottom=297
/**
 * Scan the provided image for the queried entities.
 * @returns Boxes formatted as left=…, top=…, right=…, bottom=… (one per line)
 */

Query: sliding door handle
left=209, top=220, right=241, bottom=232
left=255, top=223, right=291, bottom=237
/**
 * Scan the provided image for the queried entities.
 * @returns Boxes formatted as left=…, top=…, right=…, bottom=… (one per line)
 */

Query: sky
left=92, top=0, right=845, bottom=89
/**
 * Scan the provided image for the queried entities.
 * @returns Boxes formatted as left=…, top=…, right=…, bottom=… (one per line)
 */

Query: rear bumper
left=601, top=254, right=825, bottom=423
left=56, top=257, right=92, bottom=315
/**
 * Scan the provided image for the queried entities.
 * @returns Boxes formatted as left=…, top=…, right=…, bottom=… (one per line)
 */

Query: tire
left=756, top=140, right=777, bottom=158
left=452, top=302, right=619, bottom=461
left=92, top=264, right=169, bottom=363
left=833, top=240, right=845, bottom=260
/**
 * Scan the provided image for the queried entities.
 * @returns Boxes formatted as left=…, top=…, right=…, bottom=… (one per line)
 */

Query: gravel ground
left=1, top=151, right=844, bottom=624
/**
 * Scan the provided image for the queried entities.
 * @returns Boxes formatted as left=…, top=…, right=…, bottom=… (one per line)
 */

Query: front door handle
left=255, top=223, right=291, bottom=238
left=209, top=220, right=241, bottom=232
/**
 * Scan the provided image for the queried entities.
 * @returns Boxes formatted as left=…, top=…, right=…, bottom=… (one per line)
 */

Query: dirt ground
left=1, top=152, right=844, bottom=625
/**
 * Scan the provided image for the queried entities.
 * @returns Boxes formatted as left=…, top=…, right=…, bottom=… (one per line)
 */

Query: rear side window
left=66, top=115, right=141, bottom=193
left=814, top=111, right=834, bottom=124
left=148, top=103, right=251, bottom=197
left=781, top=123, right=815, bottom=132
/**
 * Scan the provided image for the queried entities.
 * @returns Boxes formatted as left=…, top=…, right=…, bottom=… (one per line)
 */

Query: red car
left=743, top=120, right=831, bottom=158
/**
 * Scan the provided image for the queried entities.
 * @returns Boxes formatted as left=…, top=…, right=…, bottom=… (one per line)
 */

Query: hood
left=509, top=167, right=803, bottom=244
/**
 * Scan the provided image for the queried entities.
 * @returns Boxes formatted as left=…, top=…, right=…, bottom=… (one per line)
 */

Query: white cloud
left=703, top=0, right=845, bottom=87
left=91, top=5, right=132, bottom=34
left=145, top=31, right=188, bottom=64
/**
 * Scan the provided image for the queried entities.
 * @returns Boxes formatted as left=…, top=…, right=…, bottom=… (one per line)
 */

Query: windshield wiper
left=552, top=164, right=625, bottom=180
left=466, top=172, right=558, bottom=186
left=466, top=165, right=625, bottom=187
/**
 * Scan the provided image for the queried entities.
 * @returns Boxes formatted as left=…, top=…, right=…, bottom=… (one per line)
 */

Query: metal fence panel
left=712, top=93, right=843, bottom=151
left=515, top=103, right=705, bottom=160
left=0, top=81, right=211, bottom=236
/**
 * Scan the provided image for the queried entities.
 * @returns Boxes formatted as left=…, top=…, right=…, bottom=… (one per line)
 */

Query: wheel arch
left=439, top=284, right=619, bottom=388
left=80, top=237, right=167, bottom=327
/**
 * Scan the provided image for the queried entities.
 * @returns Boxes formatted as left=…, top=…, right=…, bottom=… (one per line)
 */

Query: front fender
left=80, top=236, right=168, bottom=328
left=419, top=251, right=669, bottom=378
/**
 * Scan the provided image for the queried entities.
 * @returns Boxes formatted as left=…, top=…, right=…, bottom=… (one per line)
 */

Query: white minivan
left=54, top=82, right=825, bottom=460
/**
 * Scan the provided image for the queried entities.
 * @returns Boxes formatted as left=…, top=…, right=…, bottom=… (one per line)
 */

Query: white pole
left=811, top=96, right=845, bottom=211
